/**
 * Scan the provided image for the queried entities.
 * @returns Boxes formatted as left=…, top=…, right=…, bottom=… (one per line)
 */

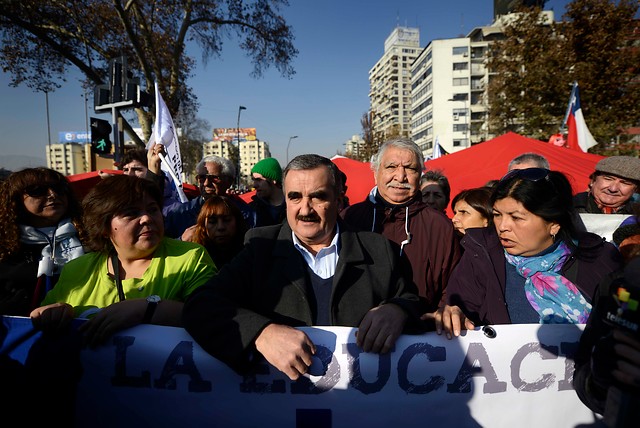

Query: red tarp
left=238, top=157, right=375, bottom=204
left=425, top=132, right=605, bottom=216
left=67, top=133, right=603, bottom=218
left=66, top=169, right=200, bottom=201
left=331, top=156, right=375, bottom=204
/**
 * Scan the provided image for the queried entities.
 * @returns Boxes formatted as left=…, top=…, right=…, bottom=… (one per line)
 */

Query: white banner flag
left=146, top=81, right=188, bottom=203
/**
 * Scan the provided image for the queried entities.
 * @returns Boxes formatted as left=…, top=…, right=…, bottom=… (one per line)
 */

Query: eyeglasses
left=500, top=167, right=550, bottom=183
left=197, top=174, right=223, bottom=183
left=24, top=183, right=68, bottom=198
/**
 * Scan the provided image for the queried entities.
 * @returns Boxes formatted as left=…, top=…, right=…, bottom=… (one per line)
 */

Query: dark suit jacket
left=182, top=219, right=422, bottom=374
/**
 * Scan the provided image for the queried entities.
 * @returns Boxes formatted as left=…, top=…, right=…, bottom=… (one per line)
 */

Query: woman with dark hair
left=30, top=175, right=216, bottom=346
left=186, top=195, right=248, bottom=268
left=450, top=187, right=493, bottom=236
left=0, top=167, right=86, bottom=316
left=436, top=168, right=623, bottom=337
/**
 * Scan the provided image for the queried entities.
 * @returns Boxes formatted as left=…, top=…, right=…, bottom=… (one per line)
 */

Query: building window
left=453, top=62, right=468, bottom=71
left=452, top=46, right=468, bottom=56
left=453, top=78, right=468, bottom=86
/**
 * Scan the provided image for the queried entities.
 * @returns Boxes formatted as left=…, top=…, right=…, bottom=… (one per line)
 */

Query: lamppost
left=286, top=135, right=298, bottom=164
left=236, top=105, right=246, bottom=189
left=447, top=97, right=469, bottom=147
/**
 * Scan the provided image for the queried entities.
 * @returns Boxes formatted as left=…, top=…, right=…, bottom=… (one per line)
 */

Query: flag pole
left=560, top=81, right=577, bottom=133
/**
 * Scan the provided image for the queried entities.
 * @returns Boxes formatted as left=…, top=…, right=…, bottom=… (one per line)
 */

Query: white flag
left=146, top=82, right=188, bottom=202
left=432, top=135, right=442, bottom=159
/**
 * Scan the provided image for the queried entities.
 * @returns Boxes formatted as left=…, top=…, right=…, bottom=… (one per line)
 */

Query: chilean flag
left=565, top=82, right=598, bottom=153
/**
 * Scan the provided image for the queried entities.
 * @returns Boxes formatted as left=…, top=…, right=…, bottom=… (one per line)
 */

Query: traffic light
left=90, top=117, right=112, bottom=155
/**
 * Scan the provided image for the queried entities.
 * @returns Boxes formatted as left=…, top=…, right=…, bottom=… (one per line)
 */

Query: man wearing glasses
left=164, top=155, right=256, bottom=239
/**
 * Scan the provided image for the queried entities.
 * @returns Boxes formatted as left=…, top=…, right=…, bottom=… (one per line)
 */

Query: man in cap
left=250, top=157, right=286, bottom=227
left=574, top=156, right=640, bottom=214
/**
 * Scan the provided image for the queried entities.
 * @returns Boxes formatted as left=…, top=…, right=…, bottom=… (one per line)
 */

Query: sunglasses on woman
left=500, top=167, right=550, bottom=183
left=24, top=183, right=68, bottom=198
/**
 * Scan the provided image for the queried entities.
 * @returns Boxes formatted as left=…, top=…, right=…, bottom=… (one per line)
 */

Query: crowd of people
left=1, top=139, right=639, bottom=421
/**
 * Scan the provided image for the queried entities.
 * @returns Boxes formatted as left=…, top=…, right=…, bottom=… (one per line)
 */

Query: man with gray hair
left=341, top=137, right=462, bottom=329
left=184, top=154, right=423, bottom=380
left=508, top=152, right=550, bottom=171
left=164, top=155, right=255, bottom=238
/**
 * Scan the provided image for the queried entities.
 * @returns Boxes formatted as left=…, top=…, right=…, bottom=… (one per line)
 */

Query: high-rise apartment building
left=369, top=27, right=421, bottom=140
left=371, top=10, right=556, bottom=160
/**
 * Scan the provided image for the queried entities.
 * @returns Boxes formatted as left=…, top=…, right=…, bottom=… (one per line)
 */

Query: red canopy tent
left=425, top=132, right=605, bottom=216
left=238, top=156, right=375, bottom=204
left=331, top=155, right=375, bottom=204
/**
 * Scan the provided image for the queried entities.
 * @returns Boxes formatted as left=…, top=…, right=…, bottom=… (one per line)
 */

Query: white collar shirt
left=292, top=224, right=340, bottom=280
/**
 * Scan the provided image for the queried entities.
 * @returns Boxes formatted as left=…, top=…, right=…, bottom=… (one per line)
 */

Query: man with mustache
left=183, top=154, right=423, bottom=380
left=341, top=137, right=462, bottom=329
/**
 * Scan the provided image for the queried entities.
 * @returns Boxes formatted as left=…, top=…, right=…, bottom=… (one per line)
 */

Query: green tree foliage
left=487, top=0, right=639, bottom=150
left=0, top=0, right=298, bottom=143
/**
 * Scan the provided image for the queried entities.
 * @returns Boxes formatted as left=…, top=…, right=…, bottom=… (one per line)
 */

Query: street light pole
left=236, top=105, right=246, bottom=189
left=286, top=135, right=298, bottom=164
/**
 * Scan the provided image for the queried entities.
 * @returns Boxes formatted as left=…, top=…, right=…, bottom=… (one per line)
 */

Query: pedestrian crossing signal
left=90, top=117, right=112, bottom=155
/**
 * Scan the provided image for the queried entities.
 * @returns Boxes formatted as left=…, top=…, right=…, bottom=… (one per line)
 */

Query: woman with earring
left=0, top=167, right=86, bottom=316
left=434, top=168, right=623, bottom=338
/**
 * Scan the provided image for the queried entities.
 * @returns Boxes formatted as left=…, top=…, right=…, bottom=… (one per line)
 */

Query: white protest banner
left=579, top=213, right=631, bottom=243
left=66, top=323, right=600, bottom=427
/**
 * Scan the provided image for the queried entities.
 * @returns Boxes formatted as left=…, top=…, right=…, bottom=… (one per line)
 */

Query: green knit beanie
left=251, top=157, right=282, bottom=184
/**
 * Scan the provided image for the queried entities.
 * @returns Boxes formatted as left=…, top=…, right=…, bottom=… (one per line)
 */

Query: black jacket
left=182, top=219, right=423, bottom=374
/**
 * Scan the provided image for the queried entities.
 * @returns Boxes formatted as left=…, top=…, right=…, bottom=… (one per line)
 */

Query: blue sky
left=0, top=0, right=572, bottom=169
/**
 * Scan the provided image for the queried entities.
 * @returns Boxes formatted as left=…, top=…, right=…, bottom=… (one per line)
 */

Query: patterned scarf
left=504, top=241, right=592, bottom=324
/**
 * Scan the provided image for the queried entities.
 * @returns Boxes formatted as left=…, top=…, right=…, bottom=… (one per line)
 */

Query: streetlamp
left=236, top=105, right=246, bottom=189
left=447, top=97, right=469, bottom=147
left=286, top=135, right=298, bottom=164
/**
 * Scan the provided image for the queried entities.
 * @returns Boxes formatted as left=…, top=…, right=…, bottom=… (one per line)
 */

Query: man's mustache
left=386, top=181, right=412, bottom=189
left=296, top=215, right=321, bottom=222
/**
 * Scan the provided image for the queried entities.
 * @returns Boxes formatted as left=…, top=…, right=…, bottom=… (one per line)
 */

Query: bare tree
left=0, top=0, right=298, bottom=143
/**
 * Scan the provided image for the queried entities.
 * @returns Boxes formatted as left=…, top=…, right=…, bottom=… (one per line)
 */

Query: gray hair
left=370, top=137, right=424, bottom=172
left=196, top=155, right=236, bottom=179
left=508, top=153, right=550, bottom=171
left=283, top=154, right=342, bottom=195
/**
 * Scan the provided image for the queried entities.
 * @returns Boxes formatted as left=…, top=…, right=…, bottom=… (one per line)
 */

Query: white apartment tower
left=369, top=27, right=420, bottom=140
left=411, top=37, right=474, bottom=157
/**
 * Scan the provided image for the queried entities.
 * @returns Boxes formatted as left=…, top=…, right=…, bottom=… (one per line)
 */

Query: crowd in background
left=1, top=140, right=639, bottom=423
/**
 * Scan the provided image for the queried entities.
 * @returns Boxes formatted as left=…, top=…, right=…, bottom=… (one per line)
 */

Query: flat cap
left=595, top=156, right=640, bottom=182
